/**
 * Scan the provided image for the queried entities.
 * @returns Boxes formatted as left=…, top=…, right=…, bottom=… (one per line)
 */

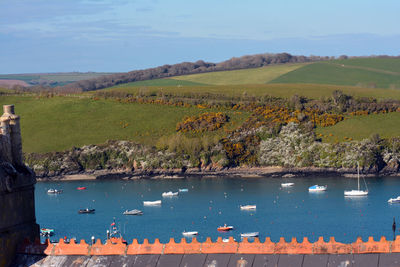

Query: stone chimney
left=0, top=109, right=12, bottom=163
left=0, top=105, right=23, bottom=166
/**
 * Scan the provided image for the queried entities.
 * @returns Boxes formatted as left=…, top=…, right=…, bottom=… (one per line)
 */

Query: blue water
left=35, top=176, right=400, bottom=243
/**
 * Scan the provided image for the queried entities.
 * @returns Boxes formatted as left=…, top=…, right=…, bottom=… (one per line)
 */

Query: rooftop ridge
left=17, top=235, right=400, bottom=256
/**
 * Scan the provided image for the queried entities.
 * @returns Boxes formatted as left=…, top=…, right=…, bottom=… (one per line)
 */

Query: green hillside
left=169, top=63, right=306, bottom=85
left=316, top=112, right=400, bottom=142
left=271, top=60, right=400, bottom=89
left=0, top=95, right=248, bottom=153
left=333, top=57, right=400, bottom=73
left=111, top=58, right=400, bottom=89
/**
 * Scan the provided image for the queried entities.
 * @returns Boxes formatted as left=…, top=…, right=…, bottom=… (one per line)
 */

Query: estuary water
left=36, top=176, right=400, bottom=243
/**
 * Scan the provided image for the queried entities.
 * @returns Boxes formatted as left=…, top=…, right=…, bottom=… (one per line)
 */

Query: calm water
left=35, top=176, right=400, bottom=243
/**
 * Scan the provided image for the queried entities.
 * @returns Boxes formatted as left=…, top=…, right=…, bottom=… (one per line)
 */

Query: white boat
left=162, top=191, right=179, bottom=197
left=179, top=188, right=189, bottom=192
left=222, top=238, right=236, bottom=243
left=240, top=232, right=259, bottom=238
left=308, top=185, right=327, bottom=192
left=240, top=205, right=256, bottom=210
left=281, top=183, right=294, bottom=187
left=388, top=196, right=400, bottom=203
left=123, top=209, right=143, bottom=215
left=344, top=162, right=368, bottom=197
left=47, top=189, right=62, bottom=194
left=143, top=200, right=162, bottom=206
left=182, top=231, right=198, bottom=236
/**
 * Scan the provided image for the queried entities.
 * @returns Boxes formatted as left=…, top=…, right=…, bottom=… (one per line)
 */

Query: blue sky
left=1, top=0, right=399, bottom=73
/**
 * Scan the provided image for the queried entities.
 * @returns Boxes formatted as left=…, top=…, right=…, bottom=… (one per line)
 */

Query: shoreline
left=35, top=166, right=400, bottom=182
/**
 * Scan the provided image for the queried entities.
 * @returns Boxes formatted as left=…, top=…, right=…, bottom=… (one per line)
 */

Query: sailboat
left=344, top=162, right=368, bottom=196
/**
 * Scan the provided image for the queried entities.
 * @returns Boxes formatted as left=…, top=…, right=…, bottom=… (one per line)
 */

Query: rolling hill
left=111, top=57, right=400, bottom=90
left=168, top=63, right=306, bottom=85
left=270, top=61, right=400, bottom=89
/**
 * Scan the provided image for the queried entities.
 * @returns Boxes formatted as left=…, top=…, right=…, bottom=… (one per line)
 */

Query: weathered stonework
left=0, top=105, right=38, bottom=267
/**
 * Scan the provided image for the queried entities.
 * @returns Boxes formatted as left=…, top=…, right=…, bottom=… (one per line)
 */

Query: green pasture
left=0, top=95, right=248, bottom=153
left=103, top=83, right=400, bottom=100
left=332, top=57, right=400, bottom=74
left=316, top=112, right=400, bottom=142
left=169, top=63, right=306, bottom=85
left=271, top=62, right=400, bottom=89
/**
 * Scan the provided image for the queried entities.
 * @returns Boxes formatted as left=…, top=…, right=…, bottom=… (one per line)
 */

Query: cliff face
left=0, top=105, right=38, bottom=267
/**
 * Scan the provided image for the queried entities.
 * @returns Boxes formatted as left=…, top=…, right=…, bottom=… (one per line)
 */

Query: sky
left=1, top=0, right=400, bottom=74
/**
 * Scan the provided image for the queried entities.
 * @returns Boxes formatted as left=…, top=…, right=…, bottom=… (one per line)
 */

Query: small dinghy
left=240, top=232, right=259, bottom=238
left=162, top=191, right=179, bottom=197
left=308, top=185, right=327, bottom=192
left=47, top=189, right=62, bottom=194
left=123, top=209, right=143, bottom=215
left=281, top=183, right=294, bottom=187
left=77, top=187, right=86, bottom=190
left=78, top=208, right=95, bottom=214
left=143, top=200, right=162, bottom=206
left=182, top=231, right=198, bottom=236
left=388, top=196, right=400, bottom=203
left=217, top=224, right=234, bottom=231
left=240, top=205, right=256, bottom=210
left=179, top=188, right=189, bottom=192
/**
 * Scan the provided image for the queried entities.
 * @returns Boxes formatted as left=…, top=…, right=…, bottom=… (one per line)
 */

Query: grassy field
left=169, top=64, right=306, bottom=85
left=271, top=62, right=400, bottom=89
left=316, top=112, right=400, bottom=142
left=332, top=57, right=400, bottom=73
left=103, top=83, right=400, bottom=100
left=0, top=95, right=249, bottom=153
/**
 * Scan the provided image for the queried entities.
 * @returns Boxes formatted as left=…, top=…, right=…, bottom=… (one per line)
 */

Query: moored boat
left=179, top=188, right=189, bottom=192
left=77, top=187, right=86, bottom=190
left=240, top=232, right=259, bottom=238
left=143, top=200, right=162, bottom=206
left=240, top=205, right=256, bottom=210
left=47, top=188, right=62, bottom=194
left=123, top=209, right=143, bottom=215
left=217, top=224, right=234, bottom=231
left=344, top=190, right=368, bottom=196
left=344, top=162, right=368, bottom=197
left=388, top=196, right=400, bottom=203
left=162, top=191, right=179, bottom=197
left=78, top=208, right=95, bottom=214
left=281, top=183, right=294, bottom=187
left=107, top=220, right=127, bottom=244
left=40, top=228, right=55, bottom=236
left=308, top=185, right=327, bottom=192
left=182, top=231, right=198, bottom=236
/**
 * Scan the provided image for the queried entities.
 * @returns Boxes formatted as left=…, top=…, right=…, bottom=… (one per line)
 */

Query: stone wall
left=0, top=105, right=38, bottom=267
